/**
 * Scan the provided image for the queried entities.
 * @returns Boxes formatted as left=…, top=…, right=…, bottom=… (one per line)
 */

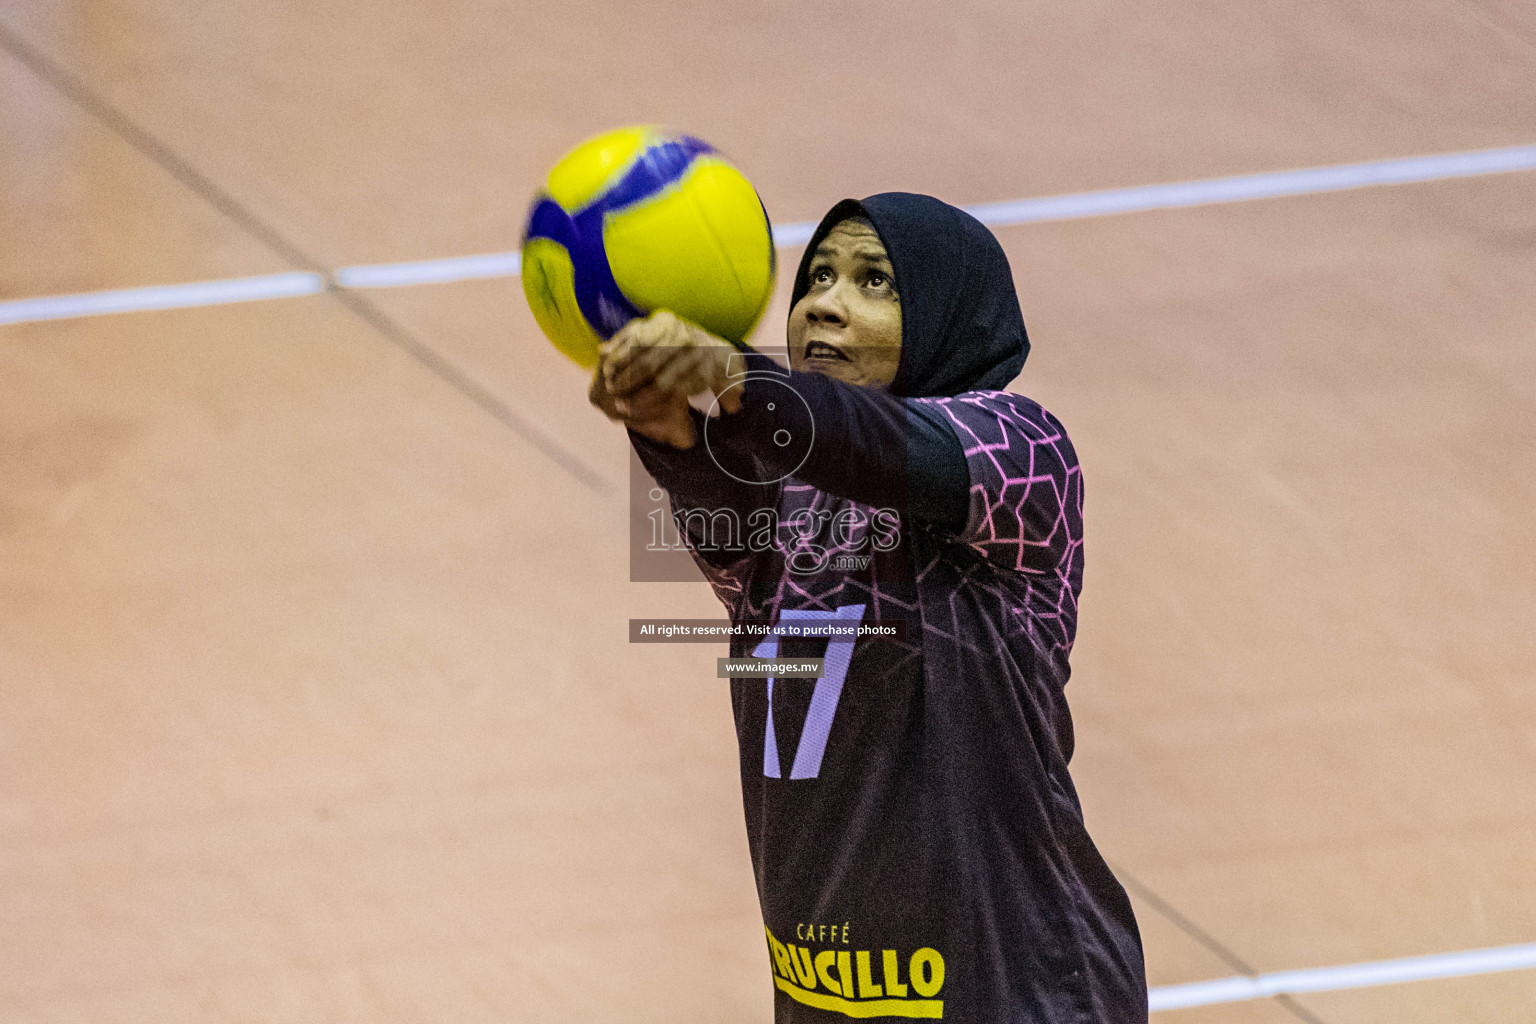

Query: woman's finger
left=600, top=321, right=642, bottom=385
left=609, top=314, right=694, bottom=396
left=588, top=370, right=625, bottom=421
left=715, top=362, right=744, bottom=414
left=610, top=341, right=682, bottom=396
left=631, top=402, right=696, bottom=449
left=622, top=383, right=684, bottom=422
left=603, top=314, right=673, bottom=390
left=653, top=344, right=713, bottom=394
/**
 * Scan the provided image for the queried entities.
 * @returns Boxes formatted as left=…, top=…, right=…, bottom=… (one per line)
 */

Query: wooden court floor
left=3, top=2, right=1535, bottom=1020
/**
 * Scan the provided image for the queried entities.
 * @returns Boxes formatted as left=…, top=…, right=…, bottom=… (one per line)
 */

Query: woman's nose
left=806, top=284, right=847, bottom=322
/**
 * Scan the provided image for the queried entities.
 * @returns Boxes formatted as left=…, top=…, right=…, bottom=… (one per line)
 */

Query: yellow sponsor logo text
left=764, top=926, right=945, bottom=1018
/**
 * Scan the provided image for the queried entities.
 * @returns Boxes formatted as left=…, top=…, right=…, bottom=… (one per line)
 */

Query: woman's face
left=787, top=218, right=902, bottom=388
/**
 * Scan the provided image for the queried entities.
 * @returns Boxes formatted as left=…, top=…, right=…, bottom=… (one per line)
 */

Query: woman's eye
left=811, top=267, right=833, bottom=284
left=867, top=273, right=888, bottom=288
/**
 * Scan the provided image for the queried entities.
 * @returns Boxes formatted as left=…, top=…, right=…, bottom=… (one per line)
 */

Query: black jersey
left=631, top=192, right=1145, bottom=1022
left=638, top=387, right=1144, bottom=1023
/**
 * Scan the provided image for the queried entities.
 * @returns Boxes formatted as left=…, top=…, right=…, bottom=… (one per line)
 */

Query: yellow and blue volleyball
left=521, top=126, right=776, bottom=369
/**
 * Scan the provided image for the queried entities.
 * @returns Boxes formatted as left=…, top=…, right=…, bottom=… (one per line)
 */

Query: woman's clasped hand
left=588, top=310, right=742, bottom=449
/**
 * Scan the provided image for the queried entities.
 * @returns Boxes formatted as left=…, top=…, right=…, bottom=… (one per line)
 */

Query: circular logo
left=703, top=377, right=815, bottom=485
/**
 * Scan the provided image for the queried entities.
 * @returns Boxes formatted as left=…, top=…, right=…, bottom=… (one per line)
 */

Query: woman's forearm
left=628, top=408, right=780, bottom=520
left=705, top=352, right=969, bottom=531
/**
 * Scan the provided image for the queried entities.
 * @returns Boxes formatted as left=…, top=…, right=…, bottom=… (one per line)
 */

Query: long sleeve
left=931, top=391, right=1084, bottom=576
left=628, top=407, right=777, bottom=518
left=700, top=352, right=970, bottom=531
left=628, top=410, right=781, bottom=569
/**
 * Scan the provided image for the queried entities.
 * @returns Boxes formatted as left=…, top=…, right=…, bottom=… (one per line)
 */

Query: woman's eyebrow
left=810, top=244, right=892, bottom=264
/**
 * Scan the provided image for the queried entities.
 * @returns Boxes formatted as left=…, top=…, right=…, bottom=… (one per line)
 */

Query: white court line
left=775, top=142, right=1536, bottom=244
left=329, top=142, right=1536, bottom=282
left=962, top=142, right=1536, bottom=230
left=1147, top=940, right=1536, bottom=1012
left=334, top=250, right=522, bottom=288
left=3, top=143, right=1535, bottom=327
left=340, top=142, right=1536, bottom=273
left=0, top=271, right=324, bottom=326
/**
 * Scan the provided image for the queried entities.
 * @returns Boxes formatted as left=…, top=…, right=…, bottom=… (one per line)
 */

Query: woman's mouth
left=804, top=340, right=850, bottom=362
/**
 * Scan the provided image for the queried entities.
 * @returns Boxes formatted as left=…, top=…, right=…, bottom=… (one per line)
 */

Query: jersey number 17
left=752, top=605, right=865, bottom=780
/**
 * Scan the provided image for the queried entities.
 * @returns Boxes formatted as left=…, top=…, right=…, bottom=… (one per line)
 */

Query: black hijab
left=788, top=193, right=1029, bottom=398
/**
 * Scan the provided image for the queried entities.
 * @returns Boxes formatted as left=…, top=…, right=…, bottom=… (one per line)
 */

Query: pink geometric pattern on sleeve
left=926, top=391, right=1083, bottom=575
left=913, top=391, right=1084, bottom=656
